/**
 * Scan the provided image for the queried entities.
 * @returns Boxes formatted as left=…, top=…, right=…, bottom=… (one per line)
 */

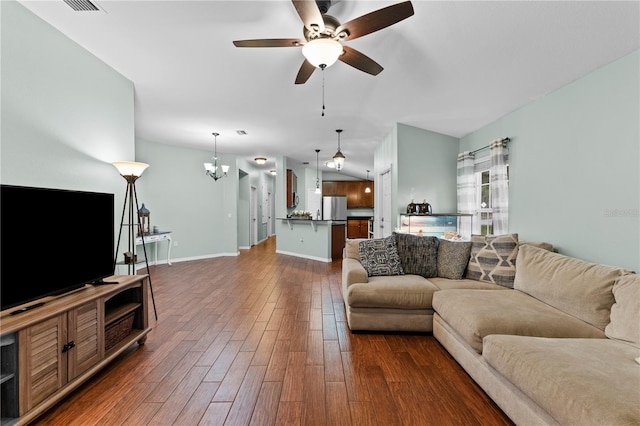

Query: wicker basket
left=105, top=312, right=135, bottom=351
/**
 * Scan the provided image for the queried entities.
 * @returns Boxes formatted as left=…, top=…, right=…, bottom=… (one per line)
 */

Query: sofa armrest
left=342, top=258, right=368, bottom=301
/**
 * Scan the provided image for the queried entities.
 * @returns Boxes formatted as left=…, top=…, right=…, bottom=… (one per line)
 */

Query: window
left=473, top=160, right=509, bottom=235
left=476, top=170, right=493, bottom=235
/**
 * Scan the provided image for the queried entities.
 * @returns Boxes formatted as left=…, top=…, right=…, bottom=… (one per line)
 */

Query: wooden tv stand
left=0, top=275, right=151, bottom=425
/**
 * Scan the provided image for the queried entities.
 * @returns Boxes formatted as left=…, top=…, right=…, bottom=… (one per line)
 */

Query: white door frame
left=380, top=167, right=392, bottom=238
left=266, top=191, right=273, bottom=236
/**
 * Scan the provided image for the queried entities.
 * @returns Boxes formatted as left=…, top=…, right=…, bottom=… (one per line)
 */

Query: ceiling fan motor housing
left=304, top=14, right=346, bottom=41
left=316, top=0, right=331, bottom=14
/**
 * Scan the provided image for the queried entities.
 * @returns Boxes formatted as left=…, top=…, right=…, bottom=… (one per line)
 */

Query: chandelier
left=204, top=132, right=229, bottom=181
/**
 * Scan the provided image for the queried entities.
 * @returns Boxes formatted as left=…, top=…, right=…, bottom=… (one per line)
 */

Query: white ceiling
left=18, top=0, right=640, bottom=178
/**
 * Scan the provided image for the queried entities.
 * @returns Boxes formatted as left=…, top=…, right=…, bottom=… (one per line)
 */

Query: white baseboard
left=275, top=250, right=332, bottom=263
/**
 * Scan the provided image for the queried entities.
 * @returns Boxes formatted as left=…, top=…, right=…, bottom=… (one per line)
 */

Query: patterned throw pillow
left=466, top=234, right=519, bottom=287
left=437, top=239, right=473, bottom=279
left=393, top=232, right=439, bottom=278
left=358, top=235, right=404, bottom=277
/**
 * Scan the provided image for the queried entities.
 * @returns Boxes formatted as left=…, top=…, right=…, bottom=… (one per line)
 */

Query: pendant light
left=204, top=132, right=230, bottom=181
left=333, top=129, right=345, bottom=171
left=365, top=170, right=371, bottom=193
left=315, top=149, right=322, bottom=194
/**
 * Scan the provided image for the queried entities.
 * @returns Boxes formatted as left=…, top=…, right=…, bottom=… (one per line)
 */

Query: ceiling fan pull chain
left=321, top=65, right=326, bottom=117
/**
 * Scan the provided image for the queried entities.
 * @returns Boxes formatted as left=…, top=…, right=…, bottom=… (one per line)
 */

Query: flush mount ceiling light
left=333, top=129, right=345, bottom=171
left=204, top=132, right=230, bottom=181
left=269, top=169, right=277, bottom=176
left=254, top=157, right=267, bottom=165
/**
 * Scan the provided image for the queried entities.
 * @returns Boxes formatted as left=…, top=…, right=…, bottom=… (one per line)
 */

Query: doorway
left=380, top=168, right=392, bottom=237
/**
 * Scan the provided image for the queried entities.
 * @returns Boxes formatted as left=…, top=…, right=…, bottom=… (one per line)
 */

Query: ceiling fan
left=233, top=0, right=414, bottom=84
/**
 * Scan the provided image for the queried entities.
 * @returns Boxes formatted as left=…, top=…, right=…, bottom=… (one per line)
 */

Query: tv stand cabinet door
left=19, top=314, right=68, bottom=413
left=68, top=300, right=103, bottom=380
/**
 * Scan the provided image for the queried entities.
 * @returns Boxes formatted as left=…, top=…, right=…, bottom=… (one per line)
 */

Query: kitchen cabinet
left=331, top=224, right=346, bottom=260
left=322, top=181, right=373, bottom=208
left=347, top=219, right=371, bottom=239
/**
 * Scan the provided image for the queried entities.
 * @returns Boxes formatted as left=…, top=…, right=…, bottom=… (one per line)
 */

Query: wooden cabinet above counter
left=322, top=180, right=373, bottom=208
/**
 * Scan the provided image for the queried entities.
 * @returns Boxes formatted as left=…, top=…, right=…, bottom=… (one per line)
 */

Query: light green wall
left=135, top=138, right=239, bottom=259
left=374, top=124, right=458, bottom=234
left=460, top=50, right=639, bottom=271
left=397, top=124, right=459, bottom=213
left=1, top=0, right=133, bottom=195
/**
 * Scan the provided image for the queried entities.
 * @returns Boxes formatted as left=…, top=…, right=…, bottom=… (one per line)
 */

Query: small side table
left=135, top=231, right=172, bottom=266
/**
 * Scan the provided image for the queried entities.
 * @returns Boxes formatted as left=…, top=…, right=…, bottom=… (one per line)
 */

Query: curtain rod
left=469, top=137, right=511, bottom=155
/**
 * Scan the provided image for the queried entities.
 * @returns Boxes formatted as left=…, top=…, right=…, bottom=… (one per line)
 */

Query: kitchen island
left=275, top=218, right=346, bottom=262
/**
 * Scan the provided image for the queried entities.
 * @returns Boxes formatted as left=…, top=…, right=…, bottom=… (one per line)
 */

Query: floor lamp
left=112, top=161, right=158, bottom=320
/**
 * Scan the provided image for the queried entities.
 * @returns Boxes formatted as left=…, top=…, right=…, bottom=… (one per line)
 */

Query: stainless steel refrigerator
left=322, top=196, right=347, bottom=220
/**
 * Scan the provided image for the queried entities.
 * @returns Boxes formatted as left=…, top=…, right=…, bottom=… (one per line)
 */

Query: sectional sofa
left=341, top=233, right=640, bottom=425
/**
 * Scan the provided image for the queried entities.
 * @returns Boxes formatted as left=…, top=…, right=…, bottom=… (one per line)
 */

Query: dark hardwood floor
left=35, top=237, right=512, bottom=425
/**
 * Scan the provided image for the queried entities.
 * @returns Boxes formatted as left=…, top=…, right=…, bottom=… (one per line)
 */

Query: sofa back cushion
left=344, top=239, right=364, bottom=260
left=605, top=273, right=639, bottom=346
left=466, top=233, right=519, bottom=287
left=358, top=235, right=404, bottom=277
left=514, top=244, right=632, bottom=330
left=437, top=239, right=473, bottom=279
left=393, top=232, right=439, bottom=278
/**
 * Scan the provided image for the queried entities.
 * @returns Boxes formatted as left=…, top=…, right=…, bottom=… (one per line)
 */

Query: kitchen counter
left=276, top=218, right=346, bottom=262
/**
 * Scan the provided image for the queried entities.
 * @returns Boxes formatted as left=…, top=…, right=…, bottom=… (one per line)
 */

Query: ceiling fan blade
left=295, top=60, right=316, bottom=84
left=335, top=1, right=414, bottom=41
left=339, top=46, right=383, bottom=76
left=233, top=38, right=305, bottom=48
left=292, top=0, right=325, bottom=33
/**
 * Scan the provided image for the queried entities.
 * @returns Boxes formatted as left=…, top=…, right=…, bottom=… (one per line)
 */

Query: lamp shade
left=333, top=150, right=345, bottom=171
left=302, top=38, right=343, bottom=68
left=113, top=161, right=149, bottom=177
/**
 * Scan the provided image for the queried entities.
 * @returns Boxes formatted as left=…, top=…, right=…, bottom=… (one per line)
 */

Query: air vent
left=63, top=0, right=100, bottom=11
left=236, top=130, right=247, bottom=135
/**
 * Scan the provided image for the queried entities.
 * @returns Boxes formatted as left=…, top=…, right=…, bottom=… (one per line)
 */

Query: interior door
left=381, top=168, right=392, bottom=237
left=250, top=186, right=258, bottom=246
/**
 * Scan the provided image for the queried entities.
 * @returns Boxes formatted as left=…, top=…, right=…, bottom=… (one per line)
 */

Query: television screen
left=1, top=185, right=115, bottom=312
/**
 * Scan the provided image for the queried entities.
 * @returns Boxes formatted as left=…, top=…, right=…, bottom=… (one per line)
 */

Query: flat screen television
left=1, top=185, right=115, bottom=312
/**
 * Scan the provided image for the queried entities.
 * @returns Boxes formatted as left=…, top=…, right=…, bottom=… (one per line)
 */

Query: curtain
left=490, top=139, right=509, bottom=234
left=457, top=151, right=475, bottom=238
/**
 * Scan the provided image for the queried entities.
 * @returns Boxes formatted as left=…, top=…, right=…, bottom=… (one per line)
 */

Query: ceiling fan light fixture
left=302, top=38, right=342, bottom=68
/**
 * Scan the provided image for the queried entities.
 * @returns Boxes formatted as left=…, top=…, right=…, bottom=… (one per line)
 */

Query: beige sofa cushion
left=514, top=244, right=632, bottom=330
left=428, top=277, right=508, bottom=291
left=344, top=239, right=366, bottom=261
left=483, top=335, right=640, bottom=426
left=432, top=289, right=605, bottom=353
left=347, top=275, right=438, bottom=310
left=605, top=274, right=640, bottom=346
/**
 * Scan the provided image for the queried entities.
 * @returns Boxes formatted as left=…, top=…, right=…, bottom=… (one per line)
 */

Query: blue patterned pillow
left=358, top=235, right=404, bottom=277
